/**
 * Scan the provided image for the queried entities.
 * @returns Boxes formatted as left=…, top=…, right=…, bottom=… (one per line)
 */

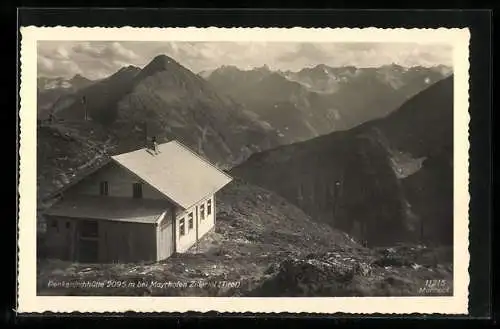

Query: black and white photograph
left=18, top=27, right=470, bottom=313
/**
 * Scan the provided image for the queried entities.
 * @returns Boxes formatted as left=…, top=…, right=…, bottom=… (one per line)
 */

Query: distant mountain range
left=205, top=64, right=452, bottom=142
left=38, top=74, right=94, bottom=91
left=39, top=61, right=452, bottom=147
left=37, top=74, right=95, bottom=119
left=281, top=64, right=452, bottom=94
left=232, top=75, right=454, bottom=246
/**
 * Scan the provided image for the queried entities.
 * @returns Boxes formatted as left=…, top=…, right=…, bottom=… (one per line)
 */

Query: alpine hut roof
left=111, top=140, right=233, bottom=209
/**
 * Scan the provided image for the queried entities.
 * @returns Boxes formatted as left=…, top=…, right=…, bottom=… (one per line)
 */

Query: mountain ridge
left=206, top=63, right=452, bottom=142
left=232, top=75, right=454, bottom=246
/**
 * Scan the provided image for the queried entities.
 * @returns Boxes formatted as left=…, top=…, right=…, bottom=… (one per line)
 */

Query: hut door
left=76, top=220, right=99, bottom=263
left=62, top=220, right=73, bottom=261
left=159, top=220, right=174, bottom=260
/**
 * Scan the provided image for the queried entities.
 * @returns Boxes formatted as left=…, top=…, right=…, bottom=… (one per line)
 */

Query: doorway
left=76, top=220, right=99, bottom=263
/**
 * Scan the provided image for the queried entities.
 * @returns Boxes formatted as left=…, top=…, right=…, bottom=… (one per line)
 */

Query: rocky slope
left=206, top=64, right=452, bottom=142
left=37, top=179, right=452, bottom=297
left=232, top=76, right=454, bottom=247
left=37, top=122, right=115, bottom=201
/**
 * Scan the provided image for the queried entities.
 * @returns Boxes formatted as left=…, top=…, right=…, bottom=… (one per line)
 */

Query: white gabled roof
left=111, top=140, right=232, bottom=209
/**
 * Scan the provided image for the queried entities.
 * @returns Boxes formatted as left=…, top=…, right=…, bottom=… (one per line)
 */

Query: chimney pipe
left=152, top=136, right=159, bottom=155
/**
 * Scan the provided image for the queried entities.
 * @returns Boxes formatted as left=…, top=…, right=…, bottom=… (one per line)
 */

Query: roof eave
left=171, top=140, right=234, bottom=181
left=182, top=177, right=233, bottom=210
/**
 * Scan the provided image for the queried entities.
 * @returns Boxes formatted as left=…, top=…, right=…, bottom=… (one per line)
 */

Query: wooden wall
left=43, top=195, right=218, bottom=262
left=44, top=215, right=75, bottom=261
left=99, top=219, right=157, bottom=263
left=44, top=215, right=157, bottom=263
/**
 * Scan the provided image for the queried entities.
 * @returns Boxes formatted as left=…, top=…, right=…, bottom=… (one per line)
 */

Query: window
left=188, top=213, right=194, bottom=230
left=99, top=181, right=109, bottom=196
left=79, top=220, right=98, bottom=238
left=200, top=204, right=205, bottom=220
left=133, top=183, right=143, bottom=198
left=179, top=218, right=185, bottom=236
left=207, top=199, right=212, bottom=215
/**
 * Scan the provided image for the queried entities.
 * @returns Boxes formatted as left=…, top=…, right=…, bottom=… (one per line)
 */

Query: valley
left=232, top=75, right=454, bottom=247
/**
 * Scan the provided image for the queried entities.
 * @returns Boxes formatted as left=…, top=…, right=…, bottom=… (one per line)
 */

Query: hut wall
left=43, top=215, right=157, bottom=263
left=68, top=163, right=166, bottom=200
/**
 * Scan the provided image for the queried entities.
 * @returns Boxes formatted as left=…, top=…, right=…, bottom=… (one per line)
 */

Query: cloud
left=37, top=53, right=82, bottom=78
left=37, top=42, right=86, bottom=78
left=145, top=42, right=231, bottom=71
left=278, top=43, right=330, bottom=63
left=37, top=41, right=452, bottom=80
left=72, top=42, right=100, bottom=57
left=38, top=41, right=143, bottom=79
left=72, top=42, right=139, bottom=61
left=276, top=42, right=452, bottom=69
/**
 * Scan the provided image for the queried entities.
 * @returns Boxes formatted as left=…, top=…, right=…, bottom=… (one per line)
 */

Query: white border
left=18, top=27, right=470, bottom=314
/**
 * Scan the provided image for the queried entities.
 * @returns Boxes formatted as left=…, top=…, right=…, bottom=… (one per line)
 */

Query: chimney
left=144, top=122, right=148, bottom=148
left=152, top=136, right=159, bottom=155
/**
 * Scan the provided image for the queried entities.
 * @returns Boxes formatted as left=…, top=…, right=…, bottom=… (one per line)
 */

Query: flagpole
left=82, top=96, right=87, bottom=121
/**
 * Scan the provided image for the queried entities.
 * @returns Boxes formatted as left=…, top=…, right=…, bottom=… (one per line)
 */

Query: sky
left=37, top=41, right=453, bottom=80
